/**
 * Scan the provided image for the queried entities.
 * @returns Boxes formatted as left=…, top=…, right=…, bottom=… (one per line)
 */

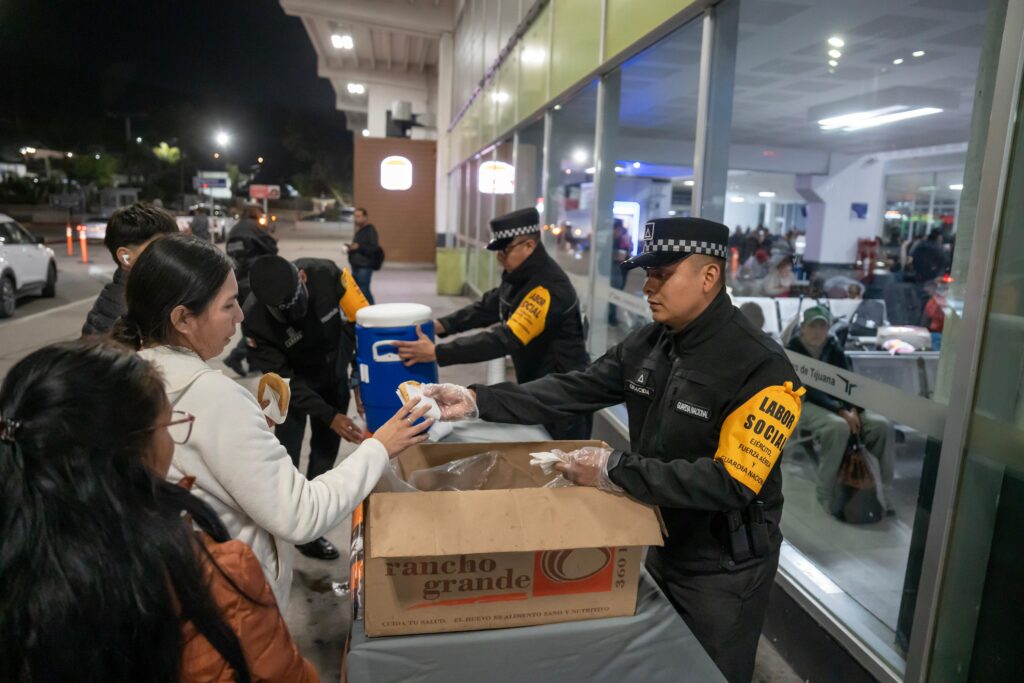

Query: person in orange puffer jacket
left=0, top=340, right=316, bottom=683
left=182, top=530, right=317, bottom=682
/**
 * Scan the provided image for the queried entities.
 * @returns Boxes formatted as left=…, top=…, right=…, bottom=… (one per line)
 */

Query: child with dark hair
left=81, top=202, right=179, bottom=336
left=0, top=340, right=317, bottom=681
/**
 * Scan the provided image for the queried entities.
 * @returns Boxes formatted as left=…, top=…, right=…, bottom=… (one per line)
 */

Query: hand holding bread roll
left=257, top=373, right=291, bottom=425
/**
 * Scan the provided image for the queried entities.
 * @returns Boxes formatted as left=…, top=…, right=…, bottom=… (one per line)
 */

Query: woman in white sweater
left=115, top=234, right=431, bottom=609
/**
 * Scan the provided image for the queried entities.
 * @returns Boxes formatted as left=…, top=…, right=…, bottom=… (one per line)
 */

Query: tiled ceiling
left=612, top=0, right=990, bottom=158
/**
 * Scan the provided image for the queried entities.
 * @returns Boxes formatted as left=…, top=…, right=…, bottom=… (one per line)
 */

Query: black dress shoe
left=296, top=537, right=340, bottom=560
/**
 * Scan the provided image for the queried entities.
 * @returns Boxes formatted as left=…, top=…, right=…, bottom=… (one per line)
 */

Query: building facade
left=288, top=1, right=1024, bottom=680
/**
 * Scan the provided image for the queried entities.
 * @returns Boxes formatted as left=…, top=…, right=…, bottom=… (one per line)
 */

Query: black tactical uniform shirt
left=474, top=288, right=804, bottom=572
left=226, top=218, right=278, bottom=288
left=435, top=243, right=589, bottom=383
left=243, top=258, right=354, bottom=427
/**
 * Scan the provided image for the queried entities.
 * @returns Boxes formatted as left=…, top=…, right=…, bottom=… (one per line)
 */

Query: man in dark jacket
left=424, top=217, right=804, bottom=683
left=395, top=207, right=591, bottom=439
left=243, top=255, right=367, bottom=560
left=347, top=207, right=381, bottom=304
left=786, top=305, right=893, bottom=510
left=909, top=228, right=947, bottom=283
left=224, top=205, right=278, bottom=376
left=189, top=206, right=211, bottom=242
left=81, top=203, right=178, bottom=336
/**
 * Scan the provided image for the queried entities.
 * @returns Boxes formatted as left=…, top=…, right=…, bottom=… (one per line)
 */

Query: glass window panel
left=550, top=0, right=600, bottom=97
left=514, top=118, right=545, bottom=213
left=590, top=19, right=703, bottom=352
left=517, top=3, right=550, bottom=120
left=929, top=67, right=1024, bottom=682
left=700, top=0, right=995, bottom=672
left=604, top=0, right=698, bottom=60
left=543, top=81, right=598, bottom=313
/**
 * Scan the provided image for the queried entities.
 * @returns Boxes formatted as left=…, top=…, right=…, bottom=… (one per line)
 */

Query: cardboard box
left=363, top=441, right=664, bottom=637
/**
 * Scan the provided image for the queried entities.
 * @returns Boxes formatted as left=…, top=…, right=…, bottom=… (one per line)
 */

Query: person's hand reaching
left=421, top=383, right=478, bottom=421
left=372, top=398, right=433, bottom=457
left=552, top=447, right=624, bottom=493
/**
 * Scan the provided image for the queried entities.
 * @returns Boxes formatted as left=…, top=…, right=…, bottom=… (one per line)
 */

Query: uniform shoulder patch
left=507, top=285, right=550, bottom=345
left=714, top=381, right=806, bottom=494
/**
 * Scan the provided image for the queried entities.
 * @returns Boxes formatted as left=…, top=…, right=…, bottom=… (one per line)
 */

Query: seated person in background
left=761, top=254, right=795, bottom=297
left=923, top=281, right=947, bottom=351
left=81, top=203, right=179, bottom=336
left=739, top=301, right=782, bottom=345
left=0, top=341, right=317, bottom=681
left=786, top=306, right=895, bottom=512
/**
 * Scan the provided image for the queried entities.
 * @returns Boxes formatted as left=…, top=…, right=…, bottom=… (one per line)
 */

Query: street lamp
left=214, top=131, right=231, bottom=147
left=257, top=156, right=264, bottom=164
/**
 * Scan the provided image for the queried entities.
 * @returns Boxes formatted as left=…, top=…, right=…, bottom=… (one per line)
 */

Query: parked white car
left=0, top=214, right=57, bottom=318
left=176, top=206, right=237, bottom=242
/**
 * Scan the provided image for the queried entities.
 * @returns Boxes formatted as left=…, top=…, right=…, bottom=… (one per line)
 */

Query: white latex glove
left=421, top=383, right=479, bottom=421
left=552, top=447, right=624, bottom=493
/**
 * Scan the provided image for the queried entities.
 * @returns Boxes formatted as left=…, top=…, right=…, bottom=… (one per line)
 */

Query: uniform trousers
left=275, top=384, right=348, bottom=479
left=646, top=546, right=780, bottom=683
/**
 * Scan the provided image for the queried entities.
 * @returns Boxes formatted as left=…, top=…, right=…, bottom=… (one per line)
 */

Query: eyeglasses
left=500, top=238, right=532, bottom=256
left=146, top=410, right=196, bottom=445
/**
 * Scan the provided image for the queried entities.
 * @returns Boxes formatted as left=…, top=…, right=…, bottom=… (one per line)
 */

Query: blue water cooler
left=355, top=303, right=439, bottom=432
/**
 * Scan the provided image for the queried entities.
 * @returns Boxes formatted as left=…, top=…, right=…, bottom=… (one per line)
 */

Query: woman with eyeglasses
left=0, top=340, right=317, bottom=681
left=113, top=234, right=431, bottom=609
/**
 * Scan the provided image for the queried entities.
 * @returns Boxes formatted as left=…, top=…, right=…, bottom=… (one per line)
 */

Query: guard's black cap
left=621, top=217, right=730, bottom=270
left=487, top=207, right=541, bottom=251
left=250, top=255, right=300, bottom=307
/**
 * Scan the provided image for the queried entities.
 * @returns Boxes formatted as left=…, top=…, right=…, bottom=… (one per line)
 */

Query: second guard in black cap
left=242, top=255, right=367, bottom=561
left=424, top=216, right=804, bottom=683
left=394, top=207, right=592, bottom=440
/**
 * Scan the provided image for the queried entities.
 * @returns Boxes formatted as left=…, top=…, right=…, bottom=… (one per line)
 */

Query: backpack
left=371, top=245, right=385, bottom=271
left=849, top=299, right=887, bottom=337
left=830, top=435, right=885, bottom=524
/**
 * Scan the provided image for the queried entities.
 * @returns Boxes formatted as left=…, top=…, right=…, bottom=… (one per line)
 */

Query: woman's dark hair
left=0, top=341, right=250, bottom=682
left=113, top=233, right=234, bottom=349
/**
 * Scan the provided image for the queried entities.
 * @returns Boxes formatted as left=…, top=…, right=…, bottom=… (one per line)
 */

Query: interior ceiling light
left=893, top=58, right=904, bottom=65
left=818, top=106, right=942, bottom=131
left=683, top=180, right=695, bottom=186
left=912, top=50, right=925, bottom=57
left=729, top=196, right=745, bottom=203
left=843, top=107, right=942, bottom=130
left=573, top=149, right=587, bottom=164
left=614, top=166, right=625, bottom=173
left=828, top=36, right=845, bottom=48
left=758, top=191, right=776, bottom=198
left=347, top=82, right=365, bottom=95
left=490, top=91, right=510, bottom=103
left=585, top=167, right=596, bottom=174
left=331, top=33, right=354, bottom=50
left=828, top=59, right=838, bottom=67
left=949, top=183, right=964, bottom=190
left=828, top=49, right=842, bottom=59
left=632, top=161, right=641, bottom=168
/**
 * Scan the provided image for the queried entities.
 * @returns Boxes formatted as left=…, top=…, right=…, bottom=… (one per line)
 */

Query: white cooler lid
left=356, top=303, right=433, bottom=328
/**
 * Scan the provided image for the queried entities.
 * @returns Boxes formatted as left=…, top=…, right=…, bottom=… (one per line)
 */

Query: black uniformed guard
left=224, top=205, right=278, bottom=377
left=395, top=207, right=591, bottom=440
left=243, top=255, right=366, bottom=561
left=425, top=217, right=805, bottom=683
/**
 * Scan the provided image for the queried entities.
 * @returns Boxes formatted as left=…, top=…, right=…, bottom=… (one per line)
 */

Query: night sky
left=0, top=0, right=351, bottom=187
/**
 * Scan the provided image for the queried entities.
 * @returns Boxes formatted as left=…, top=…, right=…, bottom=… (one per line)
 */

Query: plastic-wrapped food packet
left=396, top=381, right=454, bottom=441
